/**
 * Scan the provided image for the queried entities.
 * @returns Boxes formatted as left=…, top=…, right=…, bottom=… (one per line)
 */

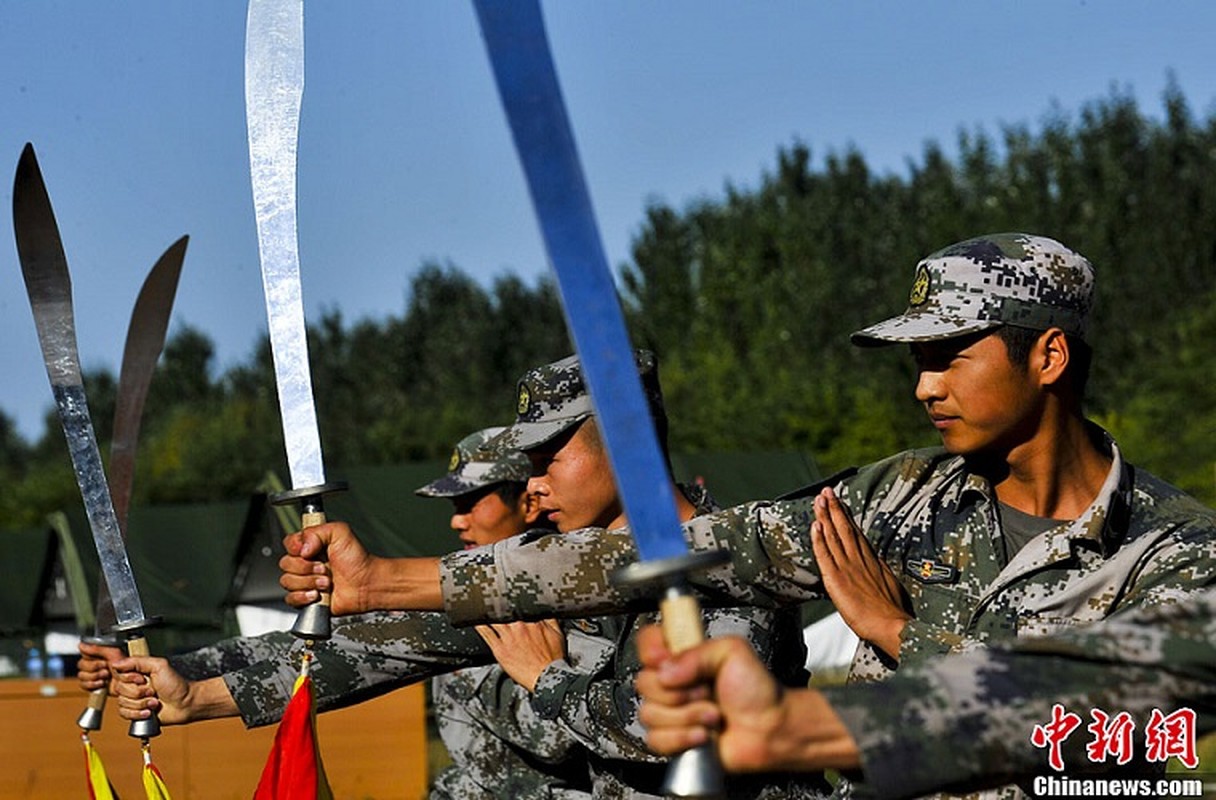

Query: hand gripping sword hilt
left=270, top=481, right=348, bottom=641
left=613, top=549, right=731, bottom=798
left=110, top=618, right=164, bottom=740
left=76, top=633, right=121, bottom=731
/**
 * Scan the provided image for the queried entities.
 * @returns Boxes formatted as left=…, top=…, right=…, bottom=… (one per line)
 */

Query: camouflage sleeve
left=431, top=669, right=592, bottom=798
left=527, top=634, right=659, bottom=763
left=167, top=630, right=296, bottom=681
left=222, top=610, right=494, bottom=728
left=527, top=605, right=809, bottom=768
left=440, top=498, right=827, bottom=626
left=449, top=661, right=588, bottom=763
left=823, top=593, right=1216, bottom=799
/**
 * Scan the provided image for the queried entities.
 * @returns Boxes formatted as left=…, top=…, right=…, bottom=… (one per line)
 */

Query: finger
left=811, top=521, right=839, bottom=580
left=116, top=693, right=160, bottom=718
left=473, top=624, right=501, bottom=643
left=112, top=674, right=154, bottom=699
left=283, top=588, right=321, bottom=608
left=281, top=532, right=305, bottom=556
left=278, top=553, right=331, bottom=578
left=823, top=490, right=859, bottom=550
left=643, top=722, right=711, bottom=756
left=813, top=492, right=847, bottom=561
left=639, top=693, right=722, bottom=727
left=297, top=527, right=331, bottom=556
left=657, top=637, right=751, bottom=690
left=636, top=625, right=673, bottom=669
left=636, top=667, right=715, bottom=709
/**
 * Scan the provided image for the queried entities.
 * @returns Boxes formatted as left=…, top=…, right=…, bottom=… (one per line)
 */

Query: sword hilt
left=613, top=549, right=729, bottom=799
left=111, top=620, right=163, bottom=740
left=270, top=481, right=347, bottom=641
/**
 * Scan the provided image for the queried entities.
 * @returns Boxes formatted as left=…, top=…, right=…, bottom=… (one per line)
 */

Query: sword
left=78, top=235, right=187, bottom=732
left=13, top=142, right=162, bottom=741
left=245, top=0, right=343, bottom=641
left=472, top=3, right=727, bottom=795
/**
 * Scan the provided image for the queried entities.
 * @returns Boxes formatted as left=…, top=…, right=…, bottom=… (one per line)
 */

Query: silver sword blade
left=13, top=143, right=149, bottom=629
left=245, top=0, right=326, bottom=491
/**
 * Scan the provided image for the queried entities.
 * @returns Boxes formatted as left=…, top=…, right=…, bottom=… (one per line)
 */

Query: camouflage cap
left=493, top=350, right=664, bottom=452
left=414, top=426, right=531, bottom=498
left=851, top=233, right=1095, bottom=346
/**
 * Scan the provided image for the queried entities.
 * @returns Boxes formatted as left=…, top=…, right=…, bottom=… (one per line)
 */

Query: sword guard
left=609, top=549, right=729, bottom=590
left=268, top=481, right=348, bottom=508
left=111, top=615, right=163, bottom=635
left=81, top=633, right=121, bottom=647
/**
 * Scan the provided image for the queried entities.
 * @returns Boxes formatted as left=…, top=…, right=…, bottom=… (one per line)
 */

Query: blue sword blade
left=472, top=0, right=686, bottom=563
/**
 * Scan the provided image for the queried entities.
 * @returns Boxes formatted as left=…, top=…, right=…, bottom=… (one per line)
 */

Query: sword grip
left=124, top=635, right=161, bottom=740
left=659, top=586, right=726, bottom=799
left=290, top=508, right=332, bottom=641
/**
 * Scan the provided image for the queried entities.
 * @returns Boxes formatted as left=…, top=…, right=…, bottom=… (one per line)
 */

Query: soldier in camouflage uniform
left=635, top=585, right=1216, bottom=799
left=87, top=427, right=593, bottom=797
left=465, top=351, right=817, bottom=799
left=111, top=355, right=818, bottom=798
left=278, top=234, right=1216, bottom=799
left=414, top=427, right=588, bottom=799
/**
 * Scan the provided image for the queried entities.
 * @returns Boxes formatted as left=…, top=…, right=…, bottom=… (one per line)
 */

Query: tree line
left=3, top=81, right=1215, bottom=528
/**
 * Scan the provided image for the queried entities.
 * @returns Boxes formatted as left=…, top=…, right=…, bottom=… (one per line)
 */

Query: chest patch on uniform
left=904, top=557, right=959, bottom=585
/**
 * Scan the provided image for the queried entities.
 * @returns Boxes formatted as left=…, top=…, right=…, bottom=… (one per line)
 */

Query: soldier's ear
left=522, top=491, right=544, bottom=525
left=1036, top=327, right=1070, bottom=388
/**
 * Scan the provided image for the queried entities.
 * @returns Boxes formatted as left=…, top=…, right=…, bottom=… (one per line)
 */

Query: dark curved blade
left=13, top=142, right=149, bottom=629
left=110, top=235, right=187, bottom=530
left=93, top=235, right=188, bottom=635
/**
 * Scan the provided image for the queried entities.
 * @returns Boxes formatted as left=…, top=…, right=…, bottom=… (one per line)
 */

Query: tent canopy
left=3, top=451, right=820, bottom=656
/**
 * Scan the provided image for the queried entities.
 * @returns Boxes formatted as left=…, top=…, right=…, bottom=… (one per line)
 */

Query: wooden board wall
left=0, top=678, right=427, bottom=799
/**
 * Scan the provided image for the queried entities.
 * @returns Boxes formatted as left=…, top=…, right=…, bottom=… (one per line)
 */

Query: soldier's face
left=912, top=331, right=1042, bottom=456
left=449, top=485, right=532, bottom=548
left=526, top=420, right=624, bottom=532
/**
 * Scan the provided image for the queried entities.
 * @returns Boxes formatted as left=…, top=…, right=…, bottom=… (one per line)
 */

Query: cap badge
left=448, top=449, right=461, bottom=472
left=517, top=383, right=532, bottom=416
left=909, top=264, right=930, bottom=306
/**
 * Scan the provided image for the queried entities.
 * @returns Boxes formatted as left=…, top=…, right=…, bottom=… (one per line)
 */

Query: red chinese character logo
left=1086, top=709, right=1135, bottom=765
left=1144, top=708, right=1198, bottom=769
left=1031, top=703, right=1083, bottom=771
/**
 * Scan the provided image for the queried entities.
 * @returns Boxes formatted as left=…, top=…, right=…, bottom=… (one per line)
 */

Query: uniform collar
left=950, top=423, right=1130, bottom=556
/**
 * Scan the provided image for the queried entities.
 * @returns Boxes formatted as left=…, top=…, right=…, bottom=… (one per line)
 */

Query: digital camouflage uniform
left=176, top=427, right=587, bottom=798
left=822, top=588, right=1216, bottom=799
left=425, top=428, right=591, bottom=799
left=174, top=373, right=819, bottom=798
left=434, top=237, right=1216, bottom=799
left=473, top=353, right=821, bottom=799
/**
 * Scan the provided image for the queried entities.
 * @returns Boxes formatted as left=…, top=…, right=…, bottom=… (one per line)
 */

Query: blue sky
left=3, top=1, right=1216, bottom=442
